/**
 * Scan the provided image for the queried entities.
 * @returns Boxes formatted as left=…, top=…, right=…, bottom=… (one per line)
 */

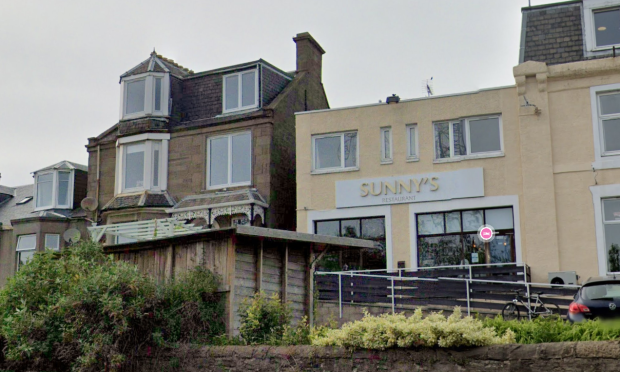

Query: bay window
left=312, top=131, right=358, bottom=173
left=223, top=69, right=258, bottom=113
left=121, top=73, right=169, bottom=120
left=434, top=116, right=503, bottom=161
left=16, top=234, right=36, bottom=271
left=44, top=234, right=60, bottom=251
left=207, top=131, right=252, bottom=189
left=116, top=133, right=169, bottom=194
left=35, top=170, right=73, bottom=210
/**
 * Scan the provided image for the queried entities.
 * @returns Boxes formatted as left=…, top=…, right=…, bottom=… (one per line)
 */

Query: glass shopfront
left=417, top=207, right=515, bottom=267
left=314, top=216, right=386, bottom=271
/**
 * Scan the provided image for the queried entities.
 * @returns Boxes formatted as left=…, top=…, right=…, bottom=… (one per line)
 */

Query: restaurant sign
left=335, top=168, right=484, bottom=208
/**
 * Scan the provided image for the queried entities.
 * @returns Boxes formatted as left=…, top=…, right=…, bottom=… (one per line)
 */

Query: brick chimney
left=293, top=32, right=325, bottom=82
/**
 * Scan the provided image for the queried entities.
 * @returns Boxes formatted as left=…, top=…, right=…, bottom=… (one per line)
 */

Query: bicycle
left=501, top=290, right=561, bottom=320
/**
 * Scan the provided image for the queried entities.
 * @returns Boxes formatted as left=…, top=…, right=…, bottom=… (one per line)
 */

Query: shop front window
left=315, top=216, right=386, bottom=271
left=417, top=207, right=515, bottom=267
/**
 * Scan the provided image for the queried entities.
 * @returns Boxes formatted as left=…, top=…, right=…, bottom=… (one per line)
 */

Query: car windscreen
left=582, top=283, right=620, bottom=300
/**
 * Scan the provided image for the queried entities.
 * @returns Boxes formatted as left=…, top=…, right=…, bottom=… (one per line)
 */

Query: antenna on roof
left=422, top=77, right=434, bottom=97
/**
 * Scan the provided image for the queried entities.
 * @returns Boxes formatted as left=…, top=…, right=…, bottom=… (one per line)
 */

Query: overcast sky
left=0, top=0, right=558, bottom=186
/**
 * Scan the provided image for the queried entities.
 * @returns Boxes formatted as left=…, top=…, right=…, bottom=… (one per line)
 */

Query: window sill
left=592, top=157, right=620, bottom=170
left=406, top=157, right=420, bottom=163
left=219, top=106, right=259, bottom=117
left=380, top=159, right=393, bottom=165
left=433, top=152, right=504, bottom=164
left=207, top=183, right=252, bottom=191
left=311, top=167, right=359, bottom=175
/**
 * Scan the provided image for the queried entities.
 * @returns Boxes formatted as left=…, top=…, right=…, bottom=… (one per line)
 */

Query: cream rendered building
left=296, top=0, right=620, bottom=283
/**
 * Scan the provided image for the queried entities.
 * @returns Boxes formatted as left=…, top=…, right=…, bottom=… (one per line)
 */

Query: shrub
left=484, top=315, right=620, bottom=344
left=238, top=291, right=291, bottom=344
left=312, top=307, right=515, bottom=350
left=0, top=241, right=225, bottom=372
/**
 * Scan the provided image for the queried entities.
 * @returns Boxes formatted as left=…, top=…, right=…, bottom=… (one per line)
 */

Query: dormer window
left=121, top=73, right=169, bottom=120
left=584, top=1, right=620, bottom=54
left=34, top=170, right=74, bottom=210
left=223, top=69, right=258, bottom=113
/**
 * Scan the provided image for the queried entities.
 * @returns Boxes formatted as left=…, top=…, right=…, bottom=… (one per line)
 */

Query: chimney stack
left=293, top=32, right=325, bottom=82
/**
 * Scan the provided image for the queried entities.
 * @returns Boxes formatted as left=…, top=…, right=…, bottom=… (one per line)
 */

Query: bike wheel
left=502, top=303, right=520, bottom=321
left=541, top=303, right=561, bottom=317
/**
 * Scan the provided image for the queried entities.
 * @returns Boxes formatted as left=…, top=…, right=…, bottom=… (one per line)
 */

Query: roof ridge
left=155, top=53, right=194, bottom=75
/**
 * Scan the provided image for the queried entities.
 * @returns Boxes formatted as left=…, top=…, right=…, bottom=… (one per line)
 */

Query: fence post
left=468, top=265, right=473, bottom=281
left=391, top=277, right=395, bottom=314
left=466, top=280, right=471, bottom=316
left=338, top=273, right=343, bottom=319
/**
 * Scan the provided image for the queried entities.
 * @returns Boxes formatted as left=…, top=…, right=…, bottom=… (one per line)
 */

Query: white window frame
left=206, top=131, right=253, bottom=190
left=44, top=234, right=60, bottom=251
left=406, top=124, right=419, bottom=162
left=115, top=133, right=170, bottom=195
left=433, top=115, right=504, bottom=163
left=222, top=69, right=259, bottom=114
left=311, top=131, right=359, bottom=174
left=591, top=84, right=620, bottom=170
left=120, top=72, right=170, bottom=120
left=16, top=234, right=37, bottom=271
left=584, top=0, right=620, bottom=56
left=380, top=127, right=393, bottom=164
left=591, top=184, right=620, bottom=275
left=34, top=170, right=75, bottom=211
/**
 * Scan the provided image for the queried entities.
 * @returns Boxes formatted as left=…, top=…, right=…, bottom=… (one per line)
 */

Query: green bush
left=484, top=315, right=620, bottom=344
left=312, top=307, right=515, bottom=350
left=0, top=241, right=225, bottom=372
left=238, top=291, right=291, bottom=344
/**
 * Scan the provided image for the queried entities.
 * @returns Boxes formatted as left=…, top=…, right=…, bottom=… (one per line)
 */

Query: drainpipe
left=95, top=145, right=101, bottom=223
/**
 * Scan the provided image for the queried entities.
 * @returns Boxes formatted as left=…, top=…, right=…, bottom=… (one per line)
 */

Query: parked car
left=568, top=276, right=620, bottom=322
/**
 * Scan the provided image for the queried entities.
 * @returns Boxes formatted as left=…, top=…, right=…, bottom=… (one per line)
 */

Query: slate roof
left=0, top=184, right=34, bottom=226
left=121, top=52, right=193, bottom=79
left=169, top=189, right=268, bottom=213
left=33, top=160, right=88, bottom=174
left=101, top=191, right=176, bottom=211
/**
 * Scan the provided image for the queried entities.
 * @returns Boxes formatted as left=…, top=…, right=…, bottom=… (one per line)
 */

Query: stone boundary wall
left=118, top=341, right=620, bottom=371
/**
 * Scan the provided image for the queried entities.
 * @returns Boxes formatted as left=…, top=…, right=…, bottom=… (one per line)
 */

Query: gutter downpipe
left=96, top=145, right=101, bottom=223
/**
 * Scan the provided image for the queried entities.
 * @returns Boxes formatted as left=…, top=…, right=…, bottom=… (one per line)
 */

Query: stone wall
left=120, top=341, right=620, bottom=371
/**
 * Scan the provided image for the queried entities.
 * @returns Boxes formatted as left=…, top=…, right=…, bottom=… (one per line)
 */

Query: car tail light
left=568, top=302, right=590, bottom=314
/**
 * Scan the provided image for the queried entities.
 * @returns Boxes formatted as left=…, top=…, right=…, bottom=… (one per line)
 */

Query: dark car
left=568, top=276, right=620, bottom=322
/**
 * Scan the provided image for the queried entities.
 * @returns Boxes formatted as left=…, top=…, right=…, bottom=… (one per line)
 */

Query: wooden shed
left=103, top=225, right=375, bottom=335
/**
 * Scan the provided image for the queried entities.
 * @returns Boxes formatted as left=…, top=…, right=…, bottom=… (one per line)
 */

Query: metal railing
left=316, top=263, right=578, bottom=320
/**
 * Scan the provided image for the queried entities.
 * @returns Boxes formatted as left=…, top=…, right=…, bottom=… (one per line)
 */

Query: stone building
left=0, top=161, right=89, bottom=285
left=86, top=33, right=328, bottom=238
left=296, top=0, right=620, bottom=282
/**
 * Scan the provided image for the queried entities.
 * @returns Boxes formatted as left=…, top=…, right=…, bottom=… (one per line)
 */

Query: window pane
left=225, top=75, right=239, bottom=110
left=17, top=250, right=35, bottom=270
left=341, top=219, right=360, bottom=238
left=599, top=93, right=620, bottom=115
left=17, top=235, right=37, bottom=250
left=209, top=137, right=229, bottom=186
left=231, top=132, right=251, bottom=183
left=469, top=118, right=501, bottom=153
left=344, top=132, right=357, bottom=168
left=316, top=220, right=339, bottom=236
left=57, top=172, right=70, bottom=206
left=241, top=71, right=256, bottom=107
left=361, top=218, right=385, bottom=239
left=462, top=210, right=484, bottom=232
left=125, top=143, right=145, bottom=189
left=605, top=223, right=620, bottom=272
left=36, top=173, right=53, bottom=208
left=418, top=235, right=462, bottom=267
left=604, top=199, right=620, bottom=222
left=490, top=235, right=513, bottom=264
left=452, top=121, right=467, bottom=156
left=154, top=78, right=162, bottom=111
left=446, top=212, right=461, bottom=233
left=382, top=129, right=391, bottom=159
left=315, top=136, right=341, bottom=169
left=408, top=126, right=416, bottom=157
left=603, top=118, right=620, bottom=153
left=434, top=123, right=450, bottom=159
left=417, top=213, right=445, bottom=235
left=485, top=208, right=514, bottom=230
left=152, top=142, right=160, bottom=187
left=44, top=234, right=60, bottom=250
left=594, top=9, right=620, bottom=47
left=126, top=79, right=146, bottom=114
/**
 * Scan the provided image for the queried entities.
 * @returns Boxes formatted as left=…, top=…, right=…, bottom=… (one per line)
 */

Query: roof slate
left=34, top=160, right=88, bottom=174
left=101, top=191, right=176, bottom=211
left=0, top=185, right=34, bottom=226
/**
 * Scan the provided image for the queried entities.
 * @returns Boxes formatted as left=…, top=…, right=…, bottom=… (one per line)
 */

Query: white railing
left=315, top=264, right=579, bottom=320
left=88, top=218, right=209, bottom=243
